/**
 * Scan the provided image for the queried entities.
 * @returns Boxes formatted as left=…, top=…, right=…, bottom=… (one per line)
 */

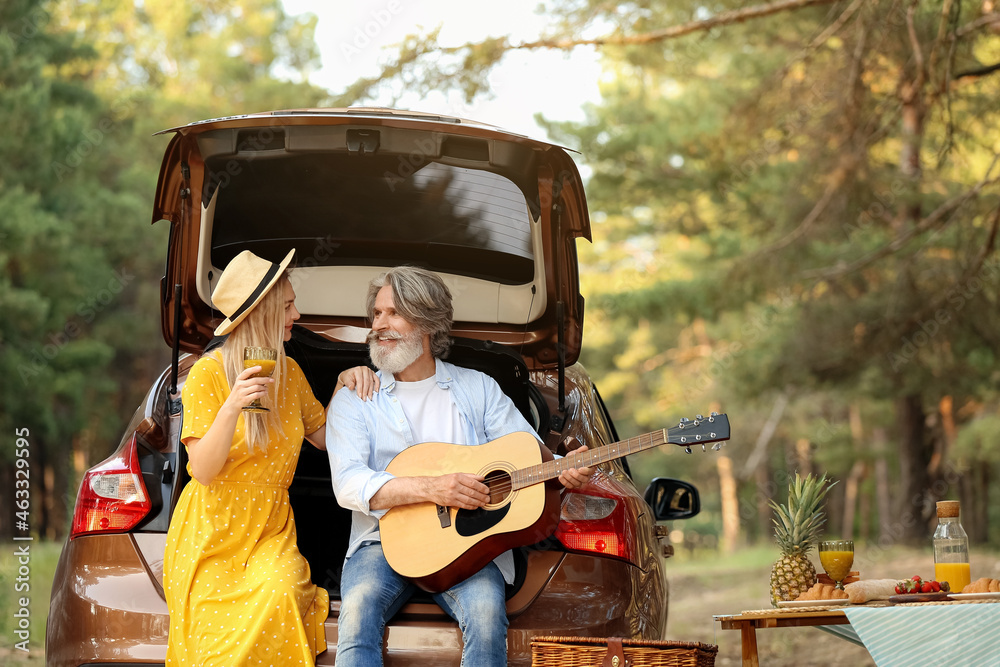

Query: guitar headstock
left=667, top=412, right=730, bottom=453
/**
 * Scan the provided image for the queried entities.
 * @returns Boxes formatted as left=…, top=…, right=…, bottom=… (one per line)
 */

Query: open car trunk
left=230, top=326, right=552, bottom=604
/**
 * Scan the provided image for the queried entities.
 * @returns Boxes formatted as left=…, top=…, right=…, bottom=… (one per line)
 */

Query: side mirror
left=643, top=478, right=700, bottom=521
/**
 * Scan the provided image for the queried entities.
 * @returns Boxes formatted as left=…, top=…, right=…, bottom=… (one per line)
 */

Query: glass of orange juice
left=819, top=540, right=854, bottom=589
left=242, top=346, right=277, bottom=412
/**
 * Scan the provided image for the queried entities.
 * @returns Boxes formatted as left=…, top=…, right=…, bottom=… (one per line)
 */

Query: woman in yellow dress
left=163, top=249, right=377, bottom=666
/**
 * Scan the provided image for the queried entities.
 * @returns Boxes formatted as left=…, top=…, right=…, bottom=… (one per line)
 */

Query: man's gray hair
left=367, top=266, right=453, bottom=358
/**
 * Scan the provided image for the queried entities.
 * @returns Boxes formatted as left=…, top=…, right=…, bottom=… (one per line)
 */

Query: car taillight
left=554, top=489, right=636, bottom=563
left=70, top=434, right=151, bottom=539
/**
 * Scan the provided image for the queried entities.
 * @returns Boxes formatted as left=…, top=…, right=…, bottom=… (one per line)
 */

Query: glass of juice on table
left=243, top=346, right=277, bottom=412
left=819, top=540, right=854, bottom=589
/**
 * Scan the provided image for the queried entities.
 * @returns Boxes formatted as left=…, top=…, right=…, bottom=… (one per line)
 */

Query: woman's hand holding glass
left=236, top=347, right=278, bottom=412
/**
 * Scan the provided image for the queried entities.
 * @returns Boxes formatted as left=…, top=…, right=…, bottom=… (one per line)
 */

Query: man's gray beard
left=368, top=330, right=425, bottom=375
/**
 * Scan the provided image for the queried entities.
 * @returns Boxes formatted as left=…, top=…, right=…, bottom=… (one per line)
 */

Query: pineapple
left=768, top=473, right=836, bottom=606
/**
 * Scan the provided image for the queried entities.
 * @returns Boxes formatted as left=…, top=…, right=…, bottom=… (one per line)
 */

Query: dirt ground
left=664, top=545, right=1000, bottom=666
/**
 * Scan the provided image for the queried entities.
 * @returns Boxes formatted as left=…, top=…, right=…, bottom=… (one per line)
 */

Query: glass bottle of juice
left=933, top=500, right=971, bottom=593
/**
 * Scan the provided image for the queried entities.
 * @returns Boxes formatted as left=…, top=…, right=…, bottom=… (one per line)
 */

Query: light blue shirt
left=327, top=357, right=540, bottom=584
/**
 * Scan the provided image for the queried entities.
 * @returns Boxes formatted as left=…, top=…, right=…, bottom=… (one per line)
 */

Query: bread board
left=888, top=591, right=951, bottom=604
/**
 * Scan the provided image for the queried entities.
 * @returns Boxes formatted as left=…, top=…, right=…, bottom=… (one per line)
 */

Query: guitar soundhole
left=454, top=470, right=513, bottom=538
left=484, top=470, right=513, bottom=505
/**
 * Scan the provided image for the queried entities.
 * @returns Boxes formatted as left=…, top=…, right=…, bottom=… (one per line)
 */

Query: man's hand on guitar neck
left=370, top=472, right=491, bottom=511
left=557, top=438, right=594, bottom=490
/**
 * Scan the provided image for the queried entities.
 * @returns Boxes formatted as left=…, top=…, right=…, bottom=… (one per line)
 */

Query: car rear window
left=206, top=154, right=535, bottom=284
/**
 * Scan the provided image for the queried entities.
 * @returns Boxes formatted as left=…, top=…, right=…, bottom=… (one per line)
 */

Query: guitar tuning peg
left=679, top=417, right=691, bottom=424
left=684, top=446, right=692, bottom=454
left=712, top=442, right=725, bottom=451
left=710, top=411, right=719, bottom=416
left=696, top=414, right=704, bottom=420
left=701, top=444, right=706, bottom=452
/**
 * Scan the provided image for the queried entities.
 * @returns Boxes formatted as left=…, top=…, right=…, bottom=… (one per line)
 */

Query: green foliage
left=952, top=415, right=1000, bottom=465
left=1, top=0, right=331, bottom=538
left=356, top=0, right=1000, bottom=542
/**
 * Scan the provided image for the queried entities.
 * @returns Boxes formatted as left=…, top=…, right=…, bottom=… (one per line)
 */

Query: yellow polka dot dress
left=164, top=353, right=329, bottom=666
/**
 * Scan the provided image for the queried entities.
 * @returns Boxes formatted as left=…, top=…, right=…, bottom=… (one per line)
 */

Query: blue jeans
left=336, top=543, right=508, bottom=667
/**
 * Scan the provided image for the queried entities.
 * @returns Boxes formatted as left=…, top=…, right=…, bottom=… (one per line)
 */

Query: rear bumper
left=45, top=534, right=169, bottom=667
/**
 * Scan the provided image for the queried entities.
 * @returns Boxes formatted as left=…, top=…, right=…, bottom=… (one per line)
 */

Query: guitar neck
left=512, top=430, right=668, bottom=490
left=511, top=413, right=729, bottom=490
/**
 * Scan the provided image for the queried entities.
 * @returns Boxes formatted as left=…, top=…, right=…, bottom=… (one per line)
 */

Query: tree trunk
left=842, top=459, right=866, bottom=540
left=49, top=445, right=71, bottom=540
left=963, top=464, right=989, bottom=544
left=929, top=396, right=955, bottom=484
left=0, top=464, right=12, bottom=540
left=717, top=455, right=740, bottom=553
left=897, top=394, right=933, bottom=544
left=841, top=403, right=865, bottom=539
left=979, top=466, right=991, bottom=544
left=755, top=464, right=772, bottom=543
left=859, top=479, right=871, bottom=542
left=794, top=438, right=812, bottom=476
left=35, top=435, right=50, bottom=539
left=873, top=427, right=893, bottom=544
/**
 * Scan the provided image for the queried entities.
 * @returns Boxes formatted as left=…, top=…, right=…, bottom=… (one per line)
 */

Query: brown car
left=45, top=109, right=703, bottom=666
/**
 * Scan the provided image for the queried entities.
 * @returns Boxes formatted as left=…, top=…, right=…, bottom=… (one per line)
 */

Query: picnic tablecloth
left=841, top=603, right=1000, bottom=666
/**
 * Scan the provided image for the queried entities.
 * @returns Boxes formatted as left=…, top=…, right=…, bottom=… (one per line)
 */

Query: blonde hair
left=215, top=273, right=290, bottom=452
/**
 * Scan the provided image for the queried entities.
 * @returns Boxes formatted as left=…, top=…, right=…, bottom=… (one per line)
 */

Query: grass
left=665, top=544, right=1000, bottom=667
left=0, top=540, right=61, bottom=666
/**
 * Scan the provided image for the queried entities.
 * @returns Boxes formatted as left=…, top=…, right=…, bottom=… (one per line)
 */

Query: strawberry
left=912, top=575, right=922, bottom=582
left=921, top=582, right=933, bottom=593
left=930, top=581, right=941, bottom=592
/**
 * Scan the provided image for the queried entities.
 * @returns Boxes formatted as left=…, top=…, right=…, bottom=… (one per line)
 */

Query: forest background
left=2, top=0, right=1000, bottom=577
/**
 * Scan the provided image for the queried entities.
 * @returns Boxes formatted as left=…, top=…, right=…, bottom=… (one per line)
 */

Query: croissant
left=962, top=577, right=1000, bottom=593
left=795, top=582, right=849, bottom=601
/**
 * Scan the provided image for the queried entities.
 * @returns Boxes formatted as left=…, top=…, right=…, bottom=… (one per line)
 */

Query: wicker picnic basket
left=530, top=635, right=718, bottom=667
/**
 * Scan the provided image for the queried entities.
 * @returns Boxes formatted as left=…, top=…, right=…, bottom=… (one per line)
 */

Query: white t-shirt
left=391, top=375, right=517, bottom=584
left=392, top=375, right=467, bottom=446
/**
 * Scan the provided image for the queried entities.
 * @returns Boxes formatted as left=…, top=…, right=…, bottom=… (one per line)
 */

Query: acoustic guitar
left=379, top=412, right=730, bottom=592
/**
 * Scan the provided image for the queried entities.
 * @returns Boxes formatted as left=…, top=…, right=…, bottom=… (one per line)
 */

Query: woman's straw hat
left=212, top=249, right=295, bottom=336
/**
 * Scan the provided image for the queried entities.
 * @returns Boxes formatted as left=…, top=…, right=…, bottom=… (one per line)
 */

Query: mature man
left=326, top=266, right=592, bottom=666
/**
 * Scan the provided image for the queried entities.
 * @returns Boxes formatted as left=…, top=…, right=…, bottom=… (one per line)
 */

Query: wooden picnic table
left=714, top=607, right=851, bottom=667
left=716, top=599, right=1000, bottom=667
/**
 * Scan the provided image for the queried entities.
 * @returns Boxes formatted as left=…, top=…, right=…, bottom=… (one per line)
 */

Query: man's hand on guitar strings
left=558, top=444, right=594, bottom=489
left=425, top=472, right=492, bottom=509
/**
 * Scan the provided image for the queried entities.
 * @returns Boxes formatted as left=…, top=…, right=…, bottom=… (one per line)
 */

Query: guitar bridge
left=436, top=504, right=451, bottom=529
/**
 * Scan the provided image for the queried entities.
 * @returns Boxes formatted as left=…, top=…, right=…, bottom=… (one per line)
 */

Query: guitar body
left=380, top=432, right=561, bottom=593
